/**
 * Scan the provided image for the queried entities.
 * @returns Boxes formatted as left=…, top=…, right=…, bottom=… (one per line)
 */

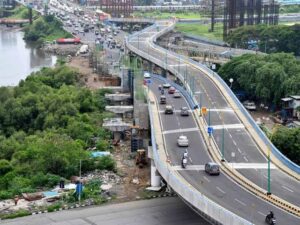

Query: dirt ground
left=68, top=56, right=107, bottom=90
left=248, top=110, right=275, bottom=131
left=111, top=140, right=151, bottom=203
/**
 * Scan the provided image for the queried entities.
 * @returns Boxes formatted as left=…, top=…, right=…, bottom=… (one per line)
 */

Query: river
left=0, top=27, right=57, bottom=86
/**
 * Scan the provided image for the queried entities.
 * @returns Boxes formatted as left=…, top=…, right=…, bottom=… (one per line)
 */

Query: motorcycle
left=265, top=215, right=276, bottom=225
left=161, top=89, right=164, bottom=95
left=181, top=157, right=187, bottom=169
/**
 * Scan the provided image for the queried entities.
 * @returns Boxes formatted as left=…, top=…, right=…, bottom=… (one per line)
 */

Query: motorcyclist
left=158, top=85, right=162, bottom=90
left=266, top=211, right=275, bottom=224
left=267, top=211, right=274, bottom=219
left=181, top=157, right=187, bottom=168
left=161, top=89, right=164, bottom=95
left=183, top=150, right=188, bottom=159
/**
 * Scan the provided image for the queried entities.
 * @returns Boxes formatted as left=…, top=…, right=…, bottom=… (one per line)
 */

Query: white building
left=281, top=95, right=300, bottom=119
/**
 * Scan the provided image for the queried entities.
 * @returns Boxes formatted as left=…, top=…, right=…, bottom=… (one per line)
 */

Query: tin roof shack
left=281, top=95, right=300, bottom=120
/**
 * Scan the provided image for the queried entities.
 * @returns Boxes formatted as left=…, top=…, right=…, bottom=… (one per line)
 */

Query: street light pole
left=221, top=126, right=225, bottom=161
left=267, top=147, right=271, bottom=195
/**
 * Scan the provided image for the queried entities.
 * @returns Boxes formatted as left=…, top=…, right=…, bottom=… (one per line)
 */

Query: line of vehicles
left=143, top=71, right=221, bottom=176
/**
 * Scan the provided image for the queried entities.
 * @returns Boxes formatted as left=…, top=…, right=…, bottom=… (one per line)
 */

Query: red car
left=168, top=87, right=176, bottom=94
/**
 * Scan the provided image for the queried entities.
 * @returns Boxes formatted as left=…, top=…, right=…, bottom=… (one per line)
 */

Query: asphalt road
left=148, top=77, right=300, bottom=224
left=127, top=21, right=300, bottom=208
left=0, top=198, right=209, bottom=225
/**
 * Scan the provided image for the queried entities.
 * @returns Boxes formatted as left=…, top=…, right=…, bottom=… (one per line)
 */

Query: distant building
left=281, top=95, right=300, bottom=119
left=0, top=0, right=15, bottom=9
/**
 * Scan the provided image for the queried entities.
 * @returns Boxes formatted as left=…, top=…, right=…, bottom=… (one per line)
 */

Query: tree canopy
left=218, top=53, right=300, bottom=107
left=225, top=24, right=300, bottom=56
left=0, top=66, right=114, bottom=199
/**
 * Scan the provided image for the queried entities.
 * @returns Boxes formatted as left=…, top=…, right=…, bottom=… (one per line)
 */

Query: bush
left=31, top=173, right=61, bottom=188
left=94, top=156, right=116, bottom=171
left=0, top=190, right=14, bottom=200
left=47, top=203, right=62, bottom=212
left=0, top=159, right=12, bottom=176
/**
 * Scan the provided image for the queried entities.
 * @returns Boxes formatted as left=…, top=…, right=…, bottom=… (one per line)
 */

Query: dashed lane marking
left=216, top=186, right=226, bottom=194
left=235, top=198, right=246, bottom=206
left=282, top=185, right=294, bottom=193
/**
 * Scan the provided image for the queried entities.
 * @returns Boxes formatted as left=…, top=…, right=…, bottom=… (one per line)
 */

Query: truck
left=79, top=44, right=89, bottom=54
left=56, top=38, right=81, bottom=44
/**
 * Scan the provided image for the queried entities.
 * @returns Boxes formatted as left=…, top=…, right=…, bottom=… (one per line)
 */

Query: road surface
left=0, top=198, right=209, bottom=225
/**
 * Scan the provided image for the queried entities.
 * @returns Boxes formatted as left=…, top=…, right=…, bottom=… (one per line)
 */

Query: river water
left=0, top=27, right=57, bottom=86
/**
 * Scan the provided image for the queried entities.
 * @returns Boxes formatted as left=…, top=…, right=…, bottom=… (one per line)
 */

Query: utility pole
left=211, top=0, right=215, bottom=32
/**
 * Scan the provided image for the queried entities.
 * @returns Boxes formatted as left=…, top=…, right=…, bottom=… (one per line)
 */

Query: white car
left=243, top=101, right=256, bottom=111
left=163, top=83, right=171, bottom=88
left=143, top=72, right=151, bottom=79
left=177, top=135, right=189, bottom=147
left=173, top=90, right=181, bottom=98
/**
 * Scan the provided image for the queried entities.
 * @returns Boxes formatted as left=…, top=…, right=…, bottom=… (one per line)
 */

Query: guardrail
left=147, top=91, right=252, bottom=225
left=126, top=21, right=300, bottom=175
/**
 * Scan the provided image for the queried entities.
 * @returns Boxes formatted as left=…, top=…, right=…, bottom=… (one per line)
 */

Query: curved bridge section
left=125, top=20, right=300, bottom=224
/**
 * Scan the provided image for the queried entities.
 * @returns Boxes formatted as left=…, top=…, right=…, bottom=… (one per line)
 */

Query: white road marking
left=228, top=163, right=276, bottom=169
left=209, top=108, right=234, bottom=112
left=203, top=176, right=210, bottom=182
left=282, top=185, right=294, bottom=193
left=243, top=156, right=249, bottom=162
left=172, top=165, right=205, bottom=171
left=163, top=127, right=199, bottom=135
left=169, top=64, right=187, bottom=67
left=263, top=175, right=273, bottom=181
left=210, top=124, right=245, bottom=130
left=237, top=148, right=242, bottom=153
left=216, top=186, right=226, bottom=194
left=235, top=198, right=246, bottom=206
left=233, top=140, right=237, bottom=146
left=258, top=211, right=265, bottom=217
left=189, top=157, right=193, bottom=163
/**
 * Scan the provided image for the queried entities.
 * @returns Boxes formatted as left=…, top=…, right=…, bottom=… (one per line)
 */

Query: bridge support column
left=161, top=69, right=167, bottom=78
left=151, top=159, right=161, bottom=187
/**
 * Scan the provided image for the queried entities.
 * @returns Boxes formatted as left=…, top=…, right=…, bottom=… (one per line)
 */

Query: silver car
left=173, top=90, right=181, bottom=98
left=177, top=135, right=189, bottom=147
left=205, top=162, right=220, bottom=175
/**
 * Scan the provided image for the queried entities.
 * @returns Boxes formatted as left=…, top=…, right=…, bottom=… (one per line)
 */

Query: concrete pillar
left=151, top=159, right=161, bottom=187
left=161, top=69, right=167, bottom=78
left=113, top=131, right=122, bottom=141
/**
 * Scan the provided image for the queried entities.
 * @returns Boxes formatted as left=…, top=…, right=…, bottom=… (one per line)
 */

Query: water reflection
left=0, top=27, right=57, bottom=86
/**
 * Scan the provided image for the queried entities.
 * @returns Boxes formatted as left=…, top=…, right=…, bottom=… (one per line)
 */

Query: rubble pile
left=42, top=43, right=80, bottom=56
left=85, top=170, right=123, bottom=185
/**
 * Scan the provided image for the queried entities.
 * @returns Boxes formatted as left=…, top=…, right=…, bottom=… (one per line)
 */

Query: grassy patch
left=133, top=11, right=204, bottom=19
left=175, top=23, right=223, bottom=41
left=8, top=5, right=38, bottom=19
left=0, top=209, right=31, bottom=220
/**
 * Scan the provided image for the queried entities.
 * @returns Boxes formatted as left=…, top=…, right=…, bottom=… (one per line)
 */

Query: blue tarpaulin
left=90, top=151, right=111, bottom=158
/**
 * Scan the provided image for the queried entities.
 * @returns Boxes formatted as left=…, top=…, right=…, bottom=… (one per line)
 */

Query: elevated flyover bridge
left=125, top=20, right=300, bottom=224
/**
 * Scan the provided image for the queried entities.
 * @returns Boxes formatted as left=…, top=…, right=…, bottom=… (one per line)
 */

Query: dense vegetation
left=280, top=4, right=300, bottom=14
left=7, top=5, right=38, bottom=19
left=218, top=53, right=300, bottom=107
left=225, top=24, right=300, bottom=55
left=0, top=66, right=114, bottom=200
left=23, top=14, right=71, bottom=43
left=272, top=127, right=300, bottom=165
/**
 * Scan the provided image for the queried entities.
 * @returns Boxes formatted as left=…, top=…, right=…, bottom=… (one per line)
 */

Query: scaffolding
left=223, top=0, right=279, bottom=38
left=101, top=0, right=133, bottom=18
